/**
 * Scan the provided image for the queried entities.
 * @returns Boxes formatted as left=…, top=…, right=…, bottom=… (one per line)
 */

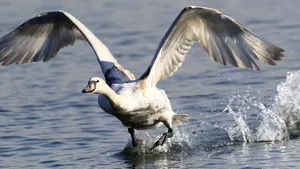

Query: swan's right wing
left=140, top=6, right=284, bottom=86
left=0, top=11, right=135, bottom=81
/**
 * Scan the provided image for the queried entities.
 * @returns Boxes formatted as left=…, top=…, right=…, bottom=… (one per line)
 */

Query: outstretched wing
left=140, top=6, right=284, bottom=86
left=0, top=11, right=135, bottom=81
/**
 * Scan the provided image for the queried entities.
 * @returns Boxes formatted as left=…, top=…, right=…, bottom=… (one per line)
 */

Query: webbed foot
left=150, top=128, right=173, bottom=151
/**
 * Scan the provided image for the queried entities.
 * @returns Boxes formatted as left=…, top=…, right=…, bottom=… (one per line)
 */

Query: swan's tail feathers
left=173, top=114, right=189, bottom=124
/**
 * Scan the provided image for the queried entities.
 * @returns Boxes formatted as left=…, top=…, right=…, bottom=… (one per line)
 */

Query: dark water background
left=1, top=0, right=300, bottom=168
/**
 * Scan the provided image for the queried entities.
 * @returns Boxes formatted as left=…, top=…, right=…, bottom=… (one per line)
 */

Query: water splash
left=120, top=123, right=192, bottom=155
left=274, top=71, right=300, bottom=138
left=223, top=84, right=287, bottom=142
left=224, top=70, right=300, bottom=142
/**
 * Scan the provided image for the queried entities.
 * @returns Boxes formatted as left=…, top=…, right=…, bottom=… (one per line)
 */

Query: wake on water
left=118, top=71, right=300, bottom=155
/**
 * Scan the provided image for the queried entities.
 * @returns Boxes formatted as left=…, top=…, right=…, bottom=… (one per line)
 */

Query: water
left=1, top=0, right=300, bottom=168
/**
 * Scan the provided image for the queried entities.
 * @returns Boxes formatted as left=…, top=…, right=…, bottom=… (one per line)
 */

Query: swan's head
left=82, top=77, right=107, bottom=94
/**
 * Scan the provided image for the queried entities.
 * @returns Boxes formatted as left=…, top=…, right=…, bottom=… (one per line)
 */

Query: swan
left=0, top=6, right=284, bottom=150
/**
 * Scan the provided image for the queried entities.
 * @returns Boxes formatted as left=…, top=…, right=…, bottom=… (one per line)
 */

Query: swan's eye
left=96, top=80, right=99, bottom=82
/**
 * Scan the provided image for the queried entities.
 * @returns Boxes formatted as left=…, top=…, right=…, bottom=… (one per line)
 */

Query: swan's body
left=0, top=6, right=284, bottom=150
left=98, top=80, right=171, bottom=130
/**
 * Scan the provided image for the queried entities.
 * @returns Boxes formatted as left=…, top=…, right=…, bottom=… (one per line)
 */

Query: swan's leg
left=150, top=123, right=173, bottom=151
left=128, top=127, right=138, bottom=147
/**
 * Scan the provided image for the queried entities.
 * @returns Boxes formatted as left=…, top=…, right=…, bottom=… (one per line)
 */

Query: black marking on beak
left=82, top=81, right=96, bottom=93
left=82, top=89, right=88, bottom=93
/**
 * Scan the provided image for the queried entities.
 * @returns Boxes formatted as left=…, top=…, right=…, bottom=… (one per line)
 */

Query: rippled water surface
left=1, top=0, right=300, bottom=168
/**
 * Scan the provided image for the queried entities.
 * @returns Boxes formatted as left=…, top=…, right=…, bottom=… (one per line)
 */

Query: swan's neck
left=101, top=86, right=124, bottom=110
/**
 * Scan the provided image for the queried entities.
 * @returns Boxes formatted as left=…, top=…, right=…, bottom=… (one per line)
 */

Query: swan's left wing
left=140, top=6, right=284, bottom=86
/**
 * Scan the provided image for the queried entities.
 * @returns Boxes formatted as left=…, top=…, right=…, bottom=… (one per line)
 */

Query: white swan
left=0, top=6, right=284, bottom=150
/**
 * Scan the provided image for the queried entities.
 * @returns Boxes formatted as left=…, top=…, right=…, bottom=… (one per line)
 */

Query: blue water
left=1, top=0, right=300, bottom=168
